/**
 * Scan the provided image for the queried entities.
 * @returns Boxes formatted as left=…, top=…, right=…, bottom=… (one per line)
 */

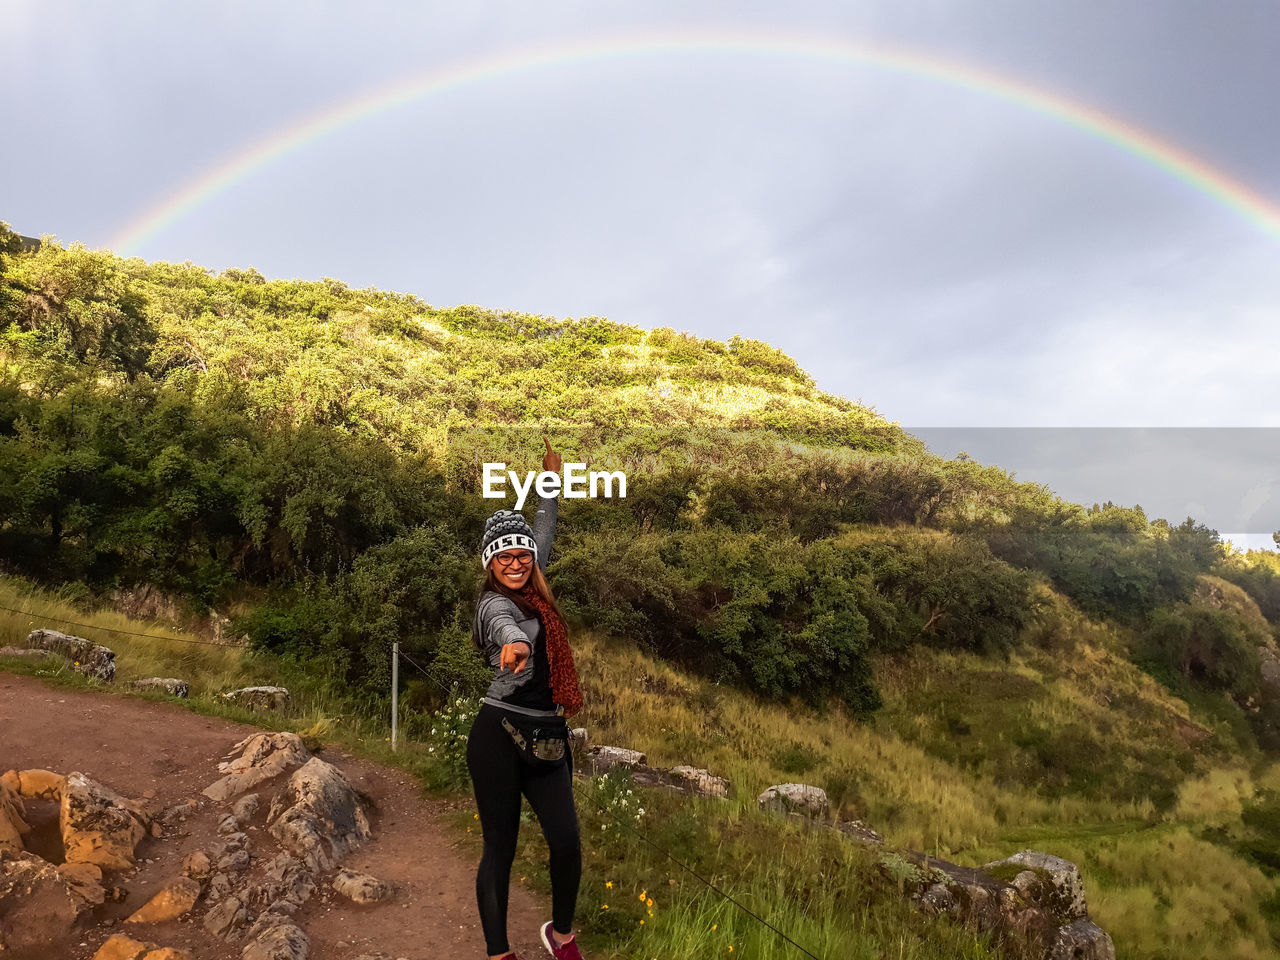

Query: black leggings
left=467, top=702, right=582, bottom=956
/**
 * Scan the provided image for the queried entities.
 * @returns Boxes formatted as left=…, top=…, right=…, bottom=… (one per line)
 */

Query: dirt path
left=0, top=671, right=557, bottom=960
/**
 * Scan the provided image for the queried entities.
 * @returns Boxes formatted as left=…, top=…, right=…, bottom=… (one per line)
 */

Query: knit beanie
left=480, top=509, right=538, bottom=567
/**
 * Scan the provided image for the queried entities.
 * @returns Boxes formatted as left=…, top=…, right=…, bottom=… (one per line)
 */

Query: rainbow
left=109, top=30, right=1280, bottom=254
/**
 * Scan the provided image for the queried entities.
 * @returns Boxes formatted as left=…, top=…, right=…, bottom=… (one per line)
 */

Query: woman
left=467, top=438, right=586, bottom=960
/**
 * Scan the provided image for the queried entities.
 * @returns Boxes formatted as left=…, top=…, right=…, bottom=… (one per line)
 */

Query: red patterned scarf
left=516, top=583, right=583, bottom=718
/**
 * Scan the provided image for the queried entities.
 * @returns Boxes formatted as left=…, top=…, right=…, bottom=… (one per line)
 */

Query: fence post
left=391, top=641, right=399, bottom=753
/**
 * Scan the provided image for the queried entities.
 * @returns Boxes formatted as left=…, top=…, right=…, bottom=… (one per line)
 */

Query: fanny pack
left=499, top=712, right=569, bottom=770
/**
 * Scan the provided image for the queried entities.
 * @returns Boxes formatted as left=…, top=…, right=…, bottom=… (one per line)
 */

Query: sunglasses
left=493, top=551, right=534, bottom=569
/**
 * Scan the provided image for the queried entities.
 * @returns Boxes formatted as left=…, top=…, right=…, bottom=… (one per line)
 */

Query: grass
left=3, top=573, right=1279, bottom=958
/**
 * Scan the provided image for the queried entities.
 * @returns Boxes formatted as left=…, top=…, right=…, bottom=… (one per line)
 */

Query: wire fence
left=393, top=646, right=828, bottom=960
left=1, top=601, right=827, bottom=959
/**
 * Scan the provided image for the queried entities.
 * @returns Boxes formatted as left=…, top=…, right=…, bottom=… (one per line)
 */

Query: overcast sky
left=6, top=2, right=1279, bottom=543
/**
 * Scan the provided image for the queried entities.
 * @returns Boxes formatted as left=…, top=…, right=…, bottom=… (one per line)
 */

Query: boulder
left=569, top=728, right=588, bottom=752
left=129, top=678, right=190, bottom=698
left=0, top=779, right=29, bottom=857
left=0, top=854, right=103, bottom=949
left=221, top=686, right=290, bottom=711
left=58, top=861, right=108, bottom=907
left=667, top=765, right=729, bottom=798
left=204, top=733, right=310, bottom=803
left=241, top=921, right=310, bottom=960
left=61, top=772, right=149, bottom=870
left=126, top=876, right=202, bottom=923
left=982, top=849, right=1088, bottom=922
left=757, top=783, right=829, bottom=819
left=267, top=758, right=370, bottom=872
left=25, top=628, right=116, bottom=681
left=333, top=867, right=391, bottom=903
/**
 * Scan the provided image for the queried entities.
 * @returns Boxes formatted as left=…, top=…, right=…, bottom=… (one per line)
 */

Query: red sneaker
left=540, top=922, right=584, bottom=959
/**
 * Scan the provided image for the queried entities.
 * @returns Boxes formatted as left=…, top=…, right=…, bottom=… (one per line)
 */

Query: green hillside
left=4, top=224, right=1280, bottom=957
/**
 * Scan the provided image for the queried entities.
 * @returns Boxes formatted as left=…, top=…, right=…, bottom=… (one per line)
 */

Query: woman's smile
left=494, top=549, right=534, bottom=588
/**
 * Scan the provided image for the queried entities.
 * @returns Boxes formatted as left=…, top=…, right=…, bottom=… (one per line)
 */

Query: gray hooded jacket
left=471, top=494, right=562, bottom=717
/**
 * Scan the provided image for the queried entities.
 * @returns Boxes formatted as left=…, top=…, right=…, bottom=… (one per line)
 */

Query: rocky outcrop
left=128, top=677, right=190, bottom=698
left=221, top=686, right=290, bottom=711
left=204, top=733, right=310, bottom=802
left=0, top=855, right=107, bottom=950
left=61, top=772, right=149, bottom=870
left=267, top=758, right=371, bottom=872
left=25, top=628, right=116, bottom=681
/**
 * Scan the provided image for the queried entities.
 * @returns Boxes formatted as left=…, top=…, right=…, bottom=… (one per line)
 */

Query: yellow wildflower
left=639, top=890, right=647, bottom=901
left=712, top=924, right=717, bottom=930
left=646, top=898, right=653, bottom=907
left=605, top=881, right=613, bottom=889
left=601, top=904, right=609, bottom=909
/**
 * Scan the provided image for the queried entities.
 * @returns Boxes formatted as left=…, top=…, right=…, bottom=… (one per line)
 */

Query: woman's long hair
left=477, top=559, right=565, bottom=625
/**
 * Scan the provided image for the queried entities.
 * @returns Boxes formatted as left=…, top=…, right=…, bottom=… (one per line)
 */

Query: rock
left=144, top=950, right=197, bottom=960
left=204, top=733, right=310, bottom=803
left=233, top=793, right=261, bottom=821
left=92, top=935, right=154, bottom=960
left=25, top=628, right=116, bottom=681
left=203, top=893, right=248, bottom=938
left=0, top=645, right=58, bottom=661
left=126, top=876, right=202, bottom=923
left=61, top=772, right=149, bottom=870
left=0, top=854, right=101, bottom=949
left=159, top=798, right=201, bottom=824
left=221, top=686, right=290, bottom=711
left=757, top=783, right=829, bottom=819
left=569, top=728, right=588, bottom=752
left=833, top=818, right=884, bottom=845
left=586, top=746, right=647, bottom=772
left=57, top=861, right=107, bottom=907
left=982, top=850, right=1088, bottom=922
left=667, top=765, right=730, bottom=798
left=218, top=849, right=252, bottom=874
left=333, top=867, right=391, bottom=903
left=267, top=758, right=370, bottom=872
left=128, top=678, right=190, bottom=698
left=182, top=851, right=212, bottom=879
left=241, top=921, right=310, bottom=960
left=1050, top=918, right=1117, bottom=960
left=0, top=778, right=29, bottom=857
left=206, top=872, right=234, bottom=902
left=219, top=814, right=242, bottom=834
left=13, top=768, right=66, bottom=799
left=251, top=853, right=316, bottom=914
left=0, top=769, right=17, bottom=793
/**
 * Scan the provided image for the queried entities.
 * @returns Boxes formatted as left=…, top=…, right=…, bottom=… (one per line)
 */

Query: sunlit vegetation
left=4, top=224, right=1280, bottom=956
